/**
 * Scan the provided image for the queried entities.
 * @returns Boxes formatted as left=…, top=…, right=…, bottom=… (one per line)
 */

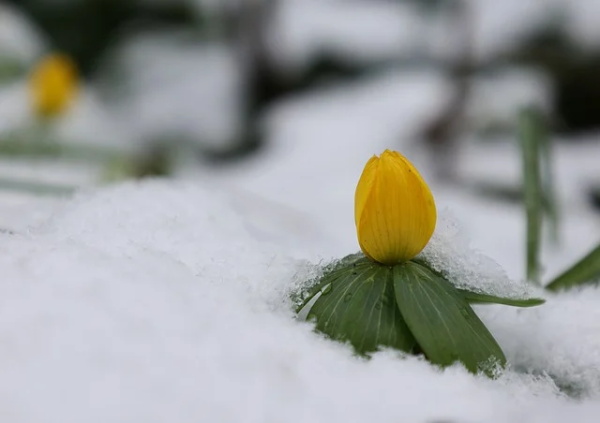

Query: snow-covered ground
left=2, top=55, right=600, bottom=423
left=1, top=0, right=600, bottom=421
left=0, top=70, right=598, bottom=420
left=1, top=173, right=599, bottom=422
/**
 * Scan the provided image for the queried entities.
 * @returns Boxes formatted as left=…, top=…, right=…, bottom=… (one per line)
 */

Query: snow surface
left=1, top=1, right=600, bottom=420
left=0, top=180, right=599, bottom=423
left=419, top=211, right=539, bottom=299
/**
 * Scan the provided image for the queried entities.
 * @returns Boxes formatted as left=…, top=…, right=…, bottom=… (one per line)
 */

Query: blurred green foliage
left=6, top=0, right=198, bottom=76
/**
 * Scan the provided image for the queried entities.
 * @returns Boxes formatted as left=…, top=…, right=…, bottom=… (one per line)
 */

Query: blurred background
left=0, top=0, right=598, bottom=276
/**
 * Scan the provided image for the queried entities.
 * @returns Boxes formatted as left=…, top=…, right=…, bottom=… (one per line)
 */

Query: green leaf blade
left=393, top=262, right=506, bottom=375
left=458, top=289, right=545, bottom=307
left=546, top=243, right=600, bottom=292
left=305, top=259, right=416, bottom=355
left=519, top=107, right=544, bottom=285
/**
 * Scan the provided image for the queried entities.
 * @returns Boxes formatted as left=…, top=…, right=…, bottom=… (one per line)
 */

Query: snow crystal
left=419, top=209, right=540, bottom=299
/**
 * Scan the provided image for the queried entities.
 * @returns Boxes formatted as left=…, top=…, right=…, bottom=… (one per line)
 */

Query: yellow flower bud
left=355, top=149, right=436, bottom=265
left=29, top=53, right=78, bottom=119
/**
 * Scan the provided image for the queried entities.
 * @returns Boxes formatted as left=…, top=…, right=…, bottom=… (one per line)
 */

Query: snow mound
left=0, top=180, right=598, bottom=422
left=482, top=286, right=600, bottom=398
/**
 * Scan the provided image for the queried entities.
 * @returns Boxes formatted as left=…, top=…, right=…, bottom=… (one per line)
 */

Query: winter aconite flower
left=297, top=149, right=543, bottom=373
left=29, top=53, right=78, bottom=119
left=355, top=149, right=436, bottom=264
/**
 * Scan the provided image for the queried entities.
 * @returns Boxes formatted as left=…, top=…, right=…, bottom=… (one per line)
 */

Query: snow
left=470, top=0, right=555, bottom=61
left=453, top=139, right=600, bottom=281
left=419, top=210, right=538, bottom=299
left=482, top=287, right=600, bottom=398
left=104, top=32, right=244, bottom=150
left=267, top=0, right=592, bottom=70
left=564, top=0, right=600, bottom=50
left=465, top=67, right=553, bottom=131
left=1, top=0, right=600, bottom=421
left=54, top=89, right=139, bottom=153
left=0, top=82, right=30, bottom=131
left=0, top=3, right=44, bottom=65
left=268, top=0, right=423, bottom=73
left=0, top=180, right=599, bottom=422
left=187, top=68, right=452, bottom=258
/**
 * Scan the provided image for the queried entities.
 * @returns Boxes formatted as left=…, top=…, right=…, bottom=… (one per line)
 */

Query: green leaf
left=0, top=58, right=25, bottom=82
left=304, top=259, right=416, bottom=355
left=546, top=243, right=600, bottom=292
left=294, top=253, right=368, bottom=314
left=458, top=289, right=545, bottom=307
left=519, top=107, right=544, bottom=285
left=0, top=177, right=76, bottom=196
left=538, top=113, right=559, bottom=244
left=393, top=262, right=506, bottom=375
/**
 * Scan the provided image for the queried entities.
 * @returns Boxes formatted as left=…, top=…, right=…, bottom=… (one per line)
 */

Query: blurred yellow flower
left=29, top=53, right=78, bottom=119
left=355, top=149, right=436, bottom=264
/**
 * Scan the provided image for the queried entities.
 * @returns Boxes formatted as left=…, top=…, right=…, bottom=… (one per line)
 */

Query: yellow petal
left=355, top=149, right=436, bottom=264
left=29, top=53, right=79, bottom=118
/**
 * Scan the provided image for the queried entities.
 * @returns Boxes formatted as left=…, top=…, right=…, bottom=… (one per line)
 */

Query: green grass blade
left=546, top=243, right=600, bottom=292
left=393, top=262, right=506, bottom=375
left=538, top=113, right=559, bottom=244
left=0, top=138, right=126, bottom=163
left=0, top=177, right=76, bottom=196
left=519, top=107, right=543, bottom=285
left=457, top=289, right=545, bottom=307
left=0, top=58, right=25, bottom=82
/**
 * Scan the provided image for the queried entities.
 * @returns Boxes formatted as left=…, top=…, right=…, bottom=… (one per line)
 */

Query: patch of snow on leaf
left=419, top=209, right=539, bottom=299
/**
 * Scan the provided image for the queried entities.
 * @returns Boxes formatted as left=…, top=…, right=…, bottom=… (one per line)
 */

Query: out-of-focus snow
left=0, top=3, right=44, bottom=65
left=268, top=0, right=423, bottom=73
left=564, top=0, right=600, bottom=50
left=54, top=89, right=139, bottom=152
left=455, top=139, right=600, bottom=281
left=267, top=0, right=597, bottom=70
left=465, top=67, right=553, bottom=131
left=469, top=0, right=555, bottom=61
left=0, top=180, right=599, bottom=423
left=107, top=32, right=244, bottom=150
left=0, top=82, right=29, bottom=131
left=188, top=69, right=452, bottom=257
